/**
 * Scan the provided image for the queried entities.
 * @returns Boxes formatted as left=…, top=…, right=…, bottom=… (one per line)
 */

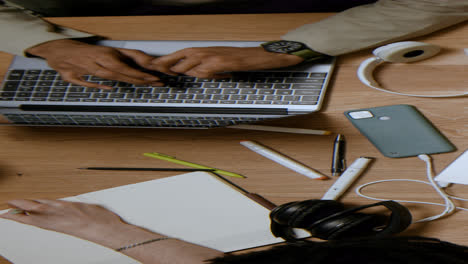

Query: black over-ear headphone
left=269, top=199, right=412, bottom=241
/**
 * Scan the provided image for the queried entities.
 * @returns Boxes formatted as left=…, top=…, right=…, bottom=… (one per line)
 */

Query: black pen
left=331, top=134, right=346, bottom=176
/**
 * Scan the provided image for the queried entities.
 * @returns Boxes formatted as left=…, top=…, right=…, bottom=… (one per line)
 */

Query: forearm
left=82, top=223, right=223, bottom=264
left=0, top=1, right=96, bottom=56
left=283, top=0, right=468, bottom=56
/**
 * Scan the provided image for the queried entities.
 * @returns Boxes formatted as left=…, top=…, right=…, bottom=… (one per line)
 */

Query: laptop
left=0, top=40, right=335, bottom=128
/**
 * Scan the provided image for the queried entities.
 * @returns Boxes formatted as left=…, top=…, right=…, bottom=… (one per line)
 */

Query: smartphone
left=344, top=104, right=456, bottom=158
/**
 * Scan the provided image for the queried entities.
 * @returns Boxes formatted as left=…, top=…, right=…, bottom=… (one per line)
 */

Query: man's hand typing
left=25, top=39, right=164, bottom=89
left=148, top=46, right=304, bottom=79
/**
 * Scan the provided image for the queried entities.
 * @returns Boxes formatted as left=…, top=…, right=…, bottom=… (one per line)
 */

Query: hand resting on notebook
left=26, top=40, right=304, bottom=90
left=0, top=199, right=223, bottom=264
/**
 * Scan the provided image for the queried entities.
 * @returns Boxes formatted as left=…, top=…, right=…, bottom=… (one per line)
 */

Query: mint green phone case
left=344, top=104, right=456, bottom=158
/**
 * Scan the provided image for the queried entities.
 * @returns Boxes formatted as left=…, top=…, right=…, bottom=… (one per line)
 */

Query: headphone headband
left=307, top=200, right=412, bottom=237
left=357, top=41, right=468, bottom=98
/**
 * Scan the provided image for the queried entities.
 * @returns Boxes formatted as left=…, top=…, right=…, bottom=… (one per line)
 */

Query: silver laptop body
left=0, top=40, right=335, bottom=128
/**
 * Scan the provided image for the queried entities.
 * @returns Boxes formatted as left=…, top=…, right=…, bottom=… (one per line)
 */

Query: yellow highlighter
left=143, top=152, right=245, bottom=178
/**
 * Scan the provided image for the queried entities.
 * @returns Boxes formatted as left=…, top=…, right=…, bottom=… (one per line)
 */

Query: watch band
left=291, top=49, right=326, bottom=62
left=261, top=40, right=327, bottom=62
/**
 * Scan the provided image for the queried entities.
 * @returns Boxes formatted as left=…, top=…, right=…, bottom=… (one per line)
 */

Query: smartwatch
left=261, top=40, right=326, bottom=61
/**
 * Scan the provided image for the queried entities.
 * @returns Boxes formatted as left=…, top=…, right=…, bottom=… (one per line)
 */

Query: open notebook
left=0, top=172, right=294, bottom=264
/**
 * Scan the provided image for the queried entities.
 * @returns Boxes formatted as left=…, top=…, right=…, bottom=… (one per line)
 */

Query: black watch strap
left=261, top=40, right=327, bottom=62
left=291, top=48, right=327, bottom=61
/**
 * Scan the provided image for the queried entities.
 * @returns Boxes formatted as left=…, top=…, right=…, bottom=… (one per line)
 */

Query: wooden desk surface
left=1, top=13, right=468, bottom=262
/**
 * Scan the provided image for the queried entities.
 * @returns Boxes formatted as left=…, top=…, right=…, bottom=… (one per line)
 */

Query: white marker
left=240, top=140, right=328, bottom=180
left=321, top=157, right=374, bottom=200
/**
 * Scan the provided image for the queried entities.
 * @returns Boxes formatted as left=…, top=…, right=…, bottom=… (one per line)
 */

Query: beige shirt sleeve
left=282, top=0, right=468, bottom=56
left=2, top=0, right=468, bottom=57
left=0, top=2, right=95, bottom=56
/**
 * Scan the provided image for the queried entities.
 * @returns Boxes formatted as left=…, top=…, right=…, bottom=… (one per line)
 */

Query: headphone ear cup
left=288, top=200, right=345, bottom=227
left=269, top=201, right=304, bottom=225
left=373, top=41, right=440, bottom=63
left=269, top=200, right=316, bottom=240
left=269, top=200, right=345, bottom=241
left=270, top=200, right=344, bottom=226
left=269, top=201, right=306, bottom=240
left=309, top=213, right=383, bottom=240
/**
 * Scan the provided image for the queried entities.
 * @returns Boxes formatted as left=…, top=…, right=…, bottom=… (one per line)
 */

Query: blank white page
left=76, top=172, right=284, bottom=252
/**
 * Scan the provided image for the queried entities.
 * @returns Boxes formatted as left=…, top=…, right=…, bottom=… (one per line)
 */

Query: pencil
left=143, top=152, right=246, bottom=178
left=210, top=172, right=277, bottom=210
left=227, top=124, right=332, bottom=135
left=79, top=167, right=216, bottom=172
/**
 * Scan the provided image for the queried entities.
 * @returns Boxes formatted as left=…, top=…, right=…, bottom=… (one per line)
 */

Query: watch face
left=264, top=41, right=304, bottom=53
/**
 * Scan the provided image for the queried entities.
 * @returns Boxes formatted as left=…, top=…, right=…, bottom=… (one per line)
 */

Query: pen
left=331, top=134, right=346, bottom=176
left=143, top=152, right=245, bottom=178
left=321, top=157, right=374, bottom=200
left=79, top=167, right=216, bottom=172
left=228, top=124, right=332, bottom=135
left=240, top=140, right=328, bottom=180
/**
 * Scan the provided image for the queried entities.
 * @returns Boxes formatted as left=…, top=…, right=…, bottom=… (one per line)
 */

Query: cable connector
left=417, top=154, right=431, bottom=162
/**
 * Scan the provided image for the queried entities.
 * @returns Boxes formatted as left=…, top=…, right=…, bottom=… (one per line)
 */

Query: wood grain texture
left=1, top=13, right=468, bottom=263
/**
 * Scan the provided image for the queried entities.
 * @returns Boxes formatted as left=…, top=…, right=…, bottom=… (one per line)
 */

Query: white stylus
left=321, top=157, right=374, bottom=200
left=240, top=140, right=329, bottom=180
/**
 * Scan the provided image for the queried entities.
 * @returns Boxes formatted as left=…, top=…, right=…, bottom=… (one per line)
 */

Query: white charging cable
left=355, top=154, right=468, bottom=223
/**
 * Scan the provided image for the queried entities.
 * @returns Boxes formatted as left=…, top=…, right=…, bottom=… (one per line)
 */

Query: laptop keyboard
left=0, top=69, right=326, bottom=105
